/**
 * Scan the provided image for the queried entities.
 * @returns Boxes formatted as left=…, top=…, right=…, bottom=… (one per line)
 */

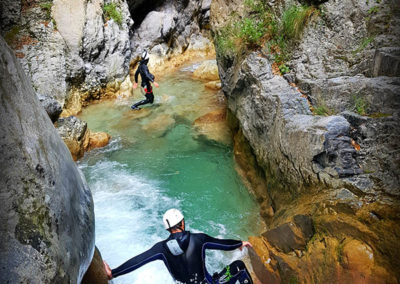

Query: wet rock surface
left=0, top=37, right=94, bottom=283
left=82, top=246, right=108, bottom=284
left=56, top=116, right=111, bottom=161
left=262, top=215, right=314, bottom=253
left=212, top=0, right=400, bottom=281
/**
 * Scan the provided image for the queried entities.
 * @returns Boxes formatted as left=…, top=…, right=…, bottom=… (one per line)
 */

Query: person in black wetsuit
left=131, top=50, right=159, bottom=110
left=103, top=208, right=254, bottom=284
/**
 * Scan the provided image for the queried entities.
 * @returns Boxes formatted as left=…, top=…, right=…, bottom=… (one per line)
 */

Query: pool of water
left=78, top=63, right=263, bottom=283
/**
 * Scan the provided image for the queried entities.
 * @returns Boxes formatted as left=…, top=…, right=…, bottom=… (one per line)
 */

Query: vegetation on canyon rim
left=215, top=0, right=319, bottom=73
left=103, top=3, right=123, bottom=26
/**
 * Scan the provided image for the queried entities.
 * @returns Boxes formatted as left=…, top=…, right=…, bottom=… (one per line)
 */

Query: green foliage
left=52, top=18, right=58, bottom=30
left=4, top=26, right=21, bottom=45
left=336, top=241, right=345, bottom=264
left=244, top=0, right=265, bottom=14
left=313, top=103, right=333, bottom=116
left=289, top=276, right=299, bottom=284
left=352, top=37, right=375, bottom=54
left=237, top=18, right=266, bottom=45
left=103, top=3, right=123, bottom=26
left=215, top=0, right=273, bottom=54
left=369, top=112, right=391, bottom=118
left=215, top=24, right=238, bottom=56
left=279, top=63, right=290, bottom=74
left=215, top=0, right=320, bottom=75
left=368, top=6, right=380, bottom=14
left=40, top=2, right=53, bottom=19
left=351, top=95, right=369, bottom=116
left=281, top=5, right=319, bottom=40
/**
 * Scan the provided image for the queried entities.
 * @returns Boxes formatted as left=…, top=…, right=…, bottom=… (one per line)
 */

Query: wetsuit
left=131, top=59, right=155, bottom=109
left=111, top=231, right=253, bottom=284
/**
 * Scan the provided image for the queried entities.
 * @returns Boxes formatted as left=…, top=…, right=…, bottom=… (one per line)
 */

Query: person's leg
left=213, top=260, right=253, bottom=284
left=146, top=93, right=154, bottom=104
left=131, top=96, right=151, bottom=109
left=131, top=86, right=154, bottom=109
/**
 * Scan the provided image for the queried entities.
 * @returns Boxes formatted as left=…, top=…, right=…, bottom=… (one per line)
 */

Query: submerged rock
left=0, top=36, right=94, bottom=283
left=142, top=113, right=176, bottom=137
left=193, top=108, right=232, bottom=145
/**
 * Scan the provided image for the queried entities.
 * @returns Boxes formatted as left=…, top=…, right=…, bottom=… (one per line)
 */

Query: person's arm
left=202, top=234, right=243, bottom=251
left=109, top=243, right=165, bottom=279
left=134, top=67, right=140, bottom=84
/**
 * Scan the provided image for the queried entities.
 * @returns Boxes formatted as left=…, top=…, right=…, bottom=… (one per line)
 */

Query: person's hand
left=239, top=241, right=253, bottom=251
left=103, top=260, right=113, bottom=280
left=133, top=83, right=138, bottom=89
left=153, top=82, right=159, bottom=88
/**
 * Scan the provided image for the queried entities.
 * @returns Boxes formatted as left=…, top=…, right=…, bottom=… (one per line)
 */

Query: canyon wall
left=0, top=0, right=213, bottom=115
left=211, top=0, right=400, bottom=282
left=0, top=37, right=95, bottom=283
left=0, top=0, right=133, bottom=115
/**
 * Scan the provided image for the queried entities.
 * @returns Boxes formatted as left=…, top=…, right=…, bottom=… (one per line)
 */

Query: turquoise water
left=78, top=63, right=263, bottom=283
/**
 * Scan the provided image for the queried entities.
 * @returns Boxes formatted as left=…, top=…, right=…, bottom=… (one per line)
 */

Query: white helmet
left=163, top=209, right=184, bottom=230
left=141, top=50, right=149, bottom=61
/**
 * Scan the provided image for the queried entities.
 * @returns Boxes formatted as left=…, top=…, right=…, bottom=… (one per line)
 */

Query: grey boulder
left=0, top=37, right=94, bottom=283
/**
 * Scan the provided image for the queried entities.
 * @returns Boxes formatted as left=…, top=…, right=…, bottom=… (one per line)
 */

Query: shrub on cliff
left=103, top=3, right=123, bottom=26
left=281, top=5, right=319, bottom=40
left=215, top=0, right=319, bottom=73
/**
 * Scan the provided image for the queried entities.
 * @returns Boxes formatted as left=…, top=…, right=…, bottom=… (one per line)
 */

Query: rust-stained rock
left=194, top=108, right=226, bottom=123
left=342, top=239, right=374, bottom=272
left=56, top=116, right=90, bottom=161
left=205, top=80, right=222, bottom=90
left=248, top=237, right=281, bottom=284
left=340, top=239, right=395, bottom=283
left=82, top=247, right=108, bottom=284
left=89, top=132, right=111, bottom=150
left=262, top=215, right=314, bottom=253
left=56, top=116, right=111, bottom=161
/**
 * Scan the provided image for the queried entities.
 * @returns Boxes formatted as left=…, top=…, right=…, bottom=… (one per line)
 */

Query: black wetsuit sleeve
left=111, top=243, right=164, bottom=278
left=134, top=67, right=140, bottom=83
left=202, top=234, right=243, bottom=251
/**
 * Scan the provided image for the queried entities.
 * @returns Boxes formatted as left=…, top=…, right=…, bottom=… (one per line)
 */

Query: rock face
left=37, top=93, right=63, bottom=123
left=211, top=0, right=400, bottom=281
left=0, top=0, right=133, bottom=112
left=56, top=116, right=111, bottom=161
left=129, top=0, right=214, bottom=71
left=82, top=246, right=108, bottom=284
left=193, top=59, right=220, bottom=81
left=0, top=37, right=94, bottom=283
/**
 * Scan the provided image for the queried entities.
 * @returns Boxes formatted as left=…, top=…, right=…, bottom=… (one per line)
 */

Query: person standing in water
left=131, top=50, right=159, bottom=110
left=103, top=208, right=254, bottom=283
